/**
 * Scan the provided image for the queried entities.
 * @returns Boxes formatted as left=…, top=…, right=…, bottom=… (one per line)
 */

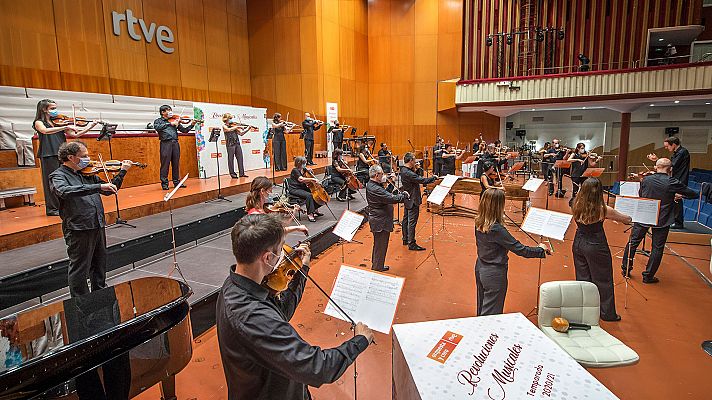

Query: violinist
left=377, top=143, right=394, bottom=173
left=270, top=113, right=290, bottom=171
left=539, top=142, right=556, bottom=196
left=474, top=188, right=549, bottom=316
left=216, top=213, right=374, bottom=400
left=480, top=161, right=505, bottom=192
left=154, top=105, right=195, bottom=190
left=48, top=141, right=132, bottom=297
left=288, top=157, right=323, bottom=222
left=222, top=113, right=251, bottom=179
left=331, top=149, right=355, bottom=201
left=366, top=165, right=408, bottom=271
left=400, top=152, right=436, bottom=251
left=245, top=176, right=308, bottom=235
left=432, top=136, right=444, bottom=175
left=301, top=113, right=322, bottom=166
left=647, top=136, right=690, bottom=229
left=567, top=142, right=588, bottom=200
left=551, top=138, right=571, bottom=198
left=475, top=143, right=501, bottom=178
left=33, top=99, right=99, bottom=216
left=328, top=120, right=344, bottom=154
left=440, top=143, right=464, bottom=175
left=355, top=142, right=372, bottom=184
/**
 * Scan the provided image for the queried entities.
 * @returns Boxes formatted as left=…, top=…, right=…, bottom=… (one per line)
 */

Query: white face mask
left=267, top=250, right=284, bottom=272
left=167, top=111, right=174, bottom=118
left=380, top=174, right=387, bottom=183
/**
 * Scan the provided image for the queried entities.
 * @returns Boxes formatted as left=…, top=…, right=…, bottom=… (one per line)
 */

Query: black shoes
left=240, top=174, right=249, bottom=178
left=601, top=314, right=622, bottom=322
left=174, top=183, right=187, bottom=188
left=403, top=240, right=409, bottom=245
left=162, top=185, right=170, bottom=190
left=230, top=174, right=238, bottom=179
left=670, top=223, right=684, bottom=230
left=621, top=268, right=632, bottom=278
left=642, top=276, right=660, bottom=284
left=373, top=266, right=390, bottom=272
left=314, top=211, right=324, bottom=217
left=408, top=243, right=426, bottom=251
left=46, top=210, right=60, bottom=216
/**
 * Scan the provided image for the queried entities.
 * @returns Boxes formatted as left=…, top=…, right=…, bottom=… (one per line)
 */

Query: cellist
left=331, top=149, right=355, bottom=201
left=288, top=156, right=323, bottom=222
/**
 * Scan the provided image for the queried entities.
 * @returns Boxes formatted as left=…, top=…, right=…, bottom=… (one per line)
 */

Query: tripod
left=617, top=224, right=649, bottom=308
left=99, top=124, right=135, bottom=229
left=206, top=129, right=231, bottom=203
left=415, top=207, right=442, bottom=276
left=164, top=174, right=190, bottom=283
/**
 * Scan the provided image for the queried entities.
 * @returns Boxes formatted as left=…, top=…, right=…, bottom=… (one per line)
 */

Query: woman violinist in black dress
left=571, top=178, right=632, bottom=321
left=33, top=99, right=98, bottom=216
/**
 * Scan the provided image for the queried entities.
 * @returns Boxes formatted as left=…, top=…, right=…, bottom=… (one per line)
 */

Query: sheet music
left=439, top=174, right=460, bottom=188
left=614, top=196, right=659, bottom=225
left=332, top=210, right=365, bottom=242
left=521, top=207, right=573, bottom=241
left=619, top=181, right=640, bottom=197
left=426, top=185, right=451, bottom=205
left=324, top=266, right=405, bottom=333
left=522, top=178, right=545, bottom=192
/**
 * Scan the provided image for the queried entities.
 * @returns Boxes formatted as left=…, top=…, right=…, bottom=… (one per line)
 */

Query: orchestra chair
left=538, top=281, right=639, bottom=368
left=281, top=177, right=305, bottom=220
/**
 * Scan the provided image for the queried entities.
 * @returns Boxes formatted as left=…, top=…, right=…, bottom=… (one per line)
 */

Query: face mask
left=554, top=143, right=560, bottom=148
left=380, top=175, right=387, bottom=183
left=48, top=109, right=59, bottom=117
left=77, top=156, right=91, bottom=169
left=167, top=111, right=174, bottom=118
left=229, top=118, right=236, bottom=123
left=267, top=251, right=284, bottom=272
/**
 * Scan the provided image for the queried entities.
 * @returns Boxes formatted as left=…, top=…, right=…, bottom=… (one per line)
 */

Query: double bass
left=304, top=168, right=330, bottom=205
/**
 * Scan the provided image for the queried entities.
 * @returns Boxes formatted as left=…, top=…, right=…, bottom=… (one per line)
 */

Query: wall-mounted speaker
left=515, top=129, right=526, bottom=138
left=506, top=121, right=514, bottom=130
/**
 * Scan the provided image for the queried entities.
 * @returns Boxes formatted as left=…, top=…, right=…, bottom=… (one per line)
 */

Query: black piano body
left=0, top=276, right=192, bottom=399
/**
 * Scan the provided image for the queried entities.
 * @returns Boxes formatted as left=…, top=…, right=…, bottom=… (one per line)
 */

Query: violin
left=51, top=115, right=101, bottom=127
left=304, top=168, right=331, bottom=205
left=363, top=148, right=379, bottom=166
left=79, top=160, right=147, bottom=176
left=262, top=243, right=307, bottom=294
left=168, top=115, right=203, bottom=125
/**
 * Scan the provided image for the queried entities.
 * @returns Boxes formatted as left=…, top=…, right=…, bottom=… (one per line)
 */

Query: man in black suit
left=400, top=152, right=436, bottom=251
left=329, top=120, right=344, bottom=155
left=622, top=158, right=697, bottom=283
left=647, top=136, right=690, bottom=229
left=366, top=165, right=408, bottom=272
left=301, top=113, right=323, bottom=166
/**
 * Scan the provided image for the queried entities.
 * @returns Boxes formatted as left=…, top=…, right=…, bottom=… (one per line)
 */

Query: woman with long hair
left=246, top=176, right=308, bottom=235
left=567, top=142, right=588, bottom=199
left=571, top=178, right=631, bottom=321
left=33, top=99, right=98, bottom=216
left=270, top=113, right=289, bottom=171
left=474, top=188, right=549, bottom=316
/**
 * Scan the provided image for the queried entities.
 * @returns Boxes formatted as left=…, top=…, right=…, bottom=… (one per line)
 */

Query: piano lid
left=0, top=277, right=191, bottom=398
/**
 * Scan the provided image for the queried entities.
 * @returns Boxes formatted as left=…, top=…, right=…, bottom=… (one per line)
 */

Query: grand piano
left=0, top=277, right=192, bottom=399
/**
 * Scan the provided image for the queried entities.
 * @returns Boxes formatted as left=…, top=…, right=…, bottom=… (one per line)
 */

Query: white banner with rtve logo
left=193, top=102, right=267, bottom=178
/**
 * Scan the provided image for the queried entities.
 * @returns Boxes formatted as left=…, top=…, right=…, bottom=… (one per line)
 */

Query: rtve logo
left=111, top=9, right=175, bottom=54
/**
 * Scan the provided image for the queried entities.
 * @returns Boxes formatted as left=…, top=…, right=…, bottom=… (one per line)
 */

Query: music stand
left=206, top=128, right=230, bottom=203
left=98, top=124, right=135, bottom=229
left=582, top=167, right=605, bottom=178
left=553, top=160, right=571, bottom=197
left=507, top=161, right=525, bottom=181
left=163, top=173, right=190, bottom=283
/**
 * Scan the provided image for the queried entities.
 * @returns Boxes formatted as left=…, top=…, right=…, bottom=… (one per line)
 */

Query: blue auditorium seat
left=684, top=207, right=696, bottom=221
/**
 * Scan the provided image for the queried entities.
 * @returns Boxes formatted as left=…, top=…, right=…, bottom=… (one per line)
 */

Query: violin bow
left=97, top=154, right=112, bottom=184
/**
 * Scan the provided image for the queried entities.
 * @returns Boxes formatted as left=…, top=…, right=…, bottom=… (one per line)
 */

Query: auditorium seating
left=683, top=169, right=712, bottom=228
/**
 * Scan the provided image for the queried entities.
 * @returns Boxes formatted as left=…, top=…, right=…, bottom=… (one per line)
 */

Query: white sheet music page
left=619, top=181, right=640, bottom=197
left=324, top=265, right=405, bottom=334
left=332, top=210, right=365, bottom=242
left=522, top=177, right=545, bottom=192
left=439, top=174, right=460, bottom=188
left=426, top=185, right=451, bottom=205
left=614, top=196, right=660, bottom=225
left=521, top=207, right=573, bottom=241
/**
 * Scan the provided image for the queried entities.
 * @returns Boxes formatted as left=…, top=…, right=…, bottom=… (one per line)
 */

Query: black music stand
left=206, top=128, right=230, bottom=203
left=98, top=123, right=135, bottom=229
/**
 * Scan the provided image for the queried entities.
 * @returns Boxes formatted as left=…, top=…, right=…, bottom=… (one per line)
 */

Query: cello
left=304, top=168, right=331, bottom=205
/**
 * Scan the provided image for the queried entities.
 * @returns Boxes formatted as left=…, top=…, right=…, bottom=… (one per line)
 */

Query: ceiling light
left=706, top=102, right=711, bottom=105
left=531, top=108, right=536, bottom=111
left=674, top=100, right=680, bottom=104
left=658, top=38, right=664, bottom=42
left=649, top=104, right=654, bottom=106
left=582, top=107, right=587, bottom=109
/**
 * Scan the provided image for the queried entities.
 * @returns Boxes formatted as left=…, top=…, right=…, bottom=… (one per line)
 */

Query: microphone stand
left=163, top=174, right=190, bottom=283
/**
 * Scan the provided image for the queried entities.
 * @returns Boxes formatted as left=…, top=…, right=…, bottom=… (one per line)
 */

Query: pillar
left=617, top=112, right=631, bottom=182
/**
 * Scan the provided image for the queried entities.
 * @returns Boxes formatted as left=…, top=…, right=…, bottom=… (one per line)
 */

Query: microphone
left=551, top=317, right=591, bottom=333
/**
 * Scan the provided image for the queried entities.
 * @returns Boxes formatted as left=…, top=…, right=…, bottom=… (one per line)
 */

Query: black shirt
left=289, top=168, right=309, bottom=192
left=153, top=117, right=193, bottom=142
left=272, top=122, right=286, bottom=141
left=475, top=222, right=546, bottom=271
left=301, top=119, right=321, bottom=141
left=34, top=119, right=67, bottom=158
left=671, top=146, right=690, bottom=185
left=366, top=179, right=404, bottom=233
left=216, top=266, right=369, bottom=400
left=400, top=166, right=435, bottom=208
left=441, top=152, right=456, bottom=174
left=571, top=153, right=587, bottom=177
left=433, top=144, right=443, bottom=160
left=331, top=158, right=345, bottom=179
left=329, top=126, right=343, bottom=143
left=49, top=165, right=127, bottom=231
left=356, top=148, right=370, bottom=171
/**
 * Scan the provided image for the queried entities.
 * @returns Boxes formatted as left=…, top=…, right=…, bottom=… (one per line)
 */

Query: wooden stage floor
left=131, top=185, right=712, bottom=400
left=0, top=158, right=333, bottom=251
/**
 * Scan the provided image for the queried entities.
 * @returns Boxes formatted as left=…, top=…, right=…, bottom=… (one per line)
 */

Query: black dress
left=572, top=220, right=617, bottom=320
left=272, top=124, right=287, bottom=171
left=35, top=119, right=67, bottom=214
left=288, top=168, right=320, bottom=214
left=570, top=153, right=587, bottom=197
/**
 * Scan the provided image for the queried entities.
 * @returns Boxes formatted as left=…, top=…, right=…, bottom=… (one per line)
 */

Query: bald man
left=621, top=158, right=697, bottom=283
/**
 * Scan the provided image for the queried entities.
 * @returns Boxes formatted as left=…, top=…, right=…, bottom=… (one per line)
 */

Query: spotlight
left=486, top=36, right=493, bottom=47
left=557, top=30, right=565, bottom=40
left=674, top=100, right=680, bottom=104
left=506, top=35, right=513, bottom=45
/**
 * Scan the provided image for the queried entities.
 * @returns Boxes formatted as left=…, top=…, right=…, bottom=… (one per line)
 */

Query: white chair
left=538, top=281, right=639, bottom=368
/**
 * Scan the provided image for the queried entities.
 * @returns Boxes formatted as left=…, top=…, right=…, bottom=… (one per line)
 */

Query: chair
left=282, top=177, right=306, bottom=219
left=538, top=281, right=639, bottom=368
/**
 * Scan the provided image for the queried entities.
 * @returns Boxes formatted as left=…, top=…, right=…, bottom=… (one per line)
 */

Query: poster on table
left=392, top=313, right=618, bottom=399
left=192, top=102, right=267, bottom=178
left=326, top=102, right=338, bottom=158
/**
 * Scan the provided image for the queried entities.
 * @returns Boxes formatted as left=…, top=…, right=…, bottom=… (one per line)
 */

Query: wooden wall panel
left=102, top=0, right=150, bottom=96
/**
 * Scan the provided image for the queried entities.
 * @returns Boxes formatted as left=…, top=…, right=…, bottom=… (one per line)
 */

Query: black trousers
left=541, top=163, right=554, bottom=194
left=159, top=140, right=181, bottom=186
left=622, top=223, right=670, bottom=280
left=674, top=200, right=684, bottom=226
left=226, top=143, right=245, bottom=176
left=573, top=231, right=617, bottom=319
left=304, top=139, right=314, bottom=164
left=64, top=228, right=108, bottom=297
left=555, top=167, right=569, bottom=195
left=401, top=205, right=419, bottom=244
left=475, top=263, right=508, bottom=316
left=434, top=159, right=442, bottom=176
left=333, top=140, right=343, bottom=153
left=371, top=230, right=390, bottom=271
left=571, top=176, right=584, bottom=198
left=291, top=188, right=320, bottom=214
left=331, top=175, right=348, bottom=198
left=40, top=155, right=61, bottom=214
left=273, top=138, right=287, bottom=170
